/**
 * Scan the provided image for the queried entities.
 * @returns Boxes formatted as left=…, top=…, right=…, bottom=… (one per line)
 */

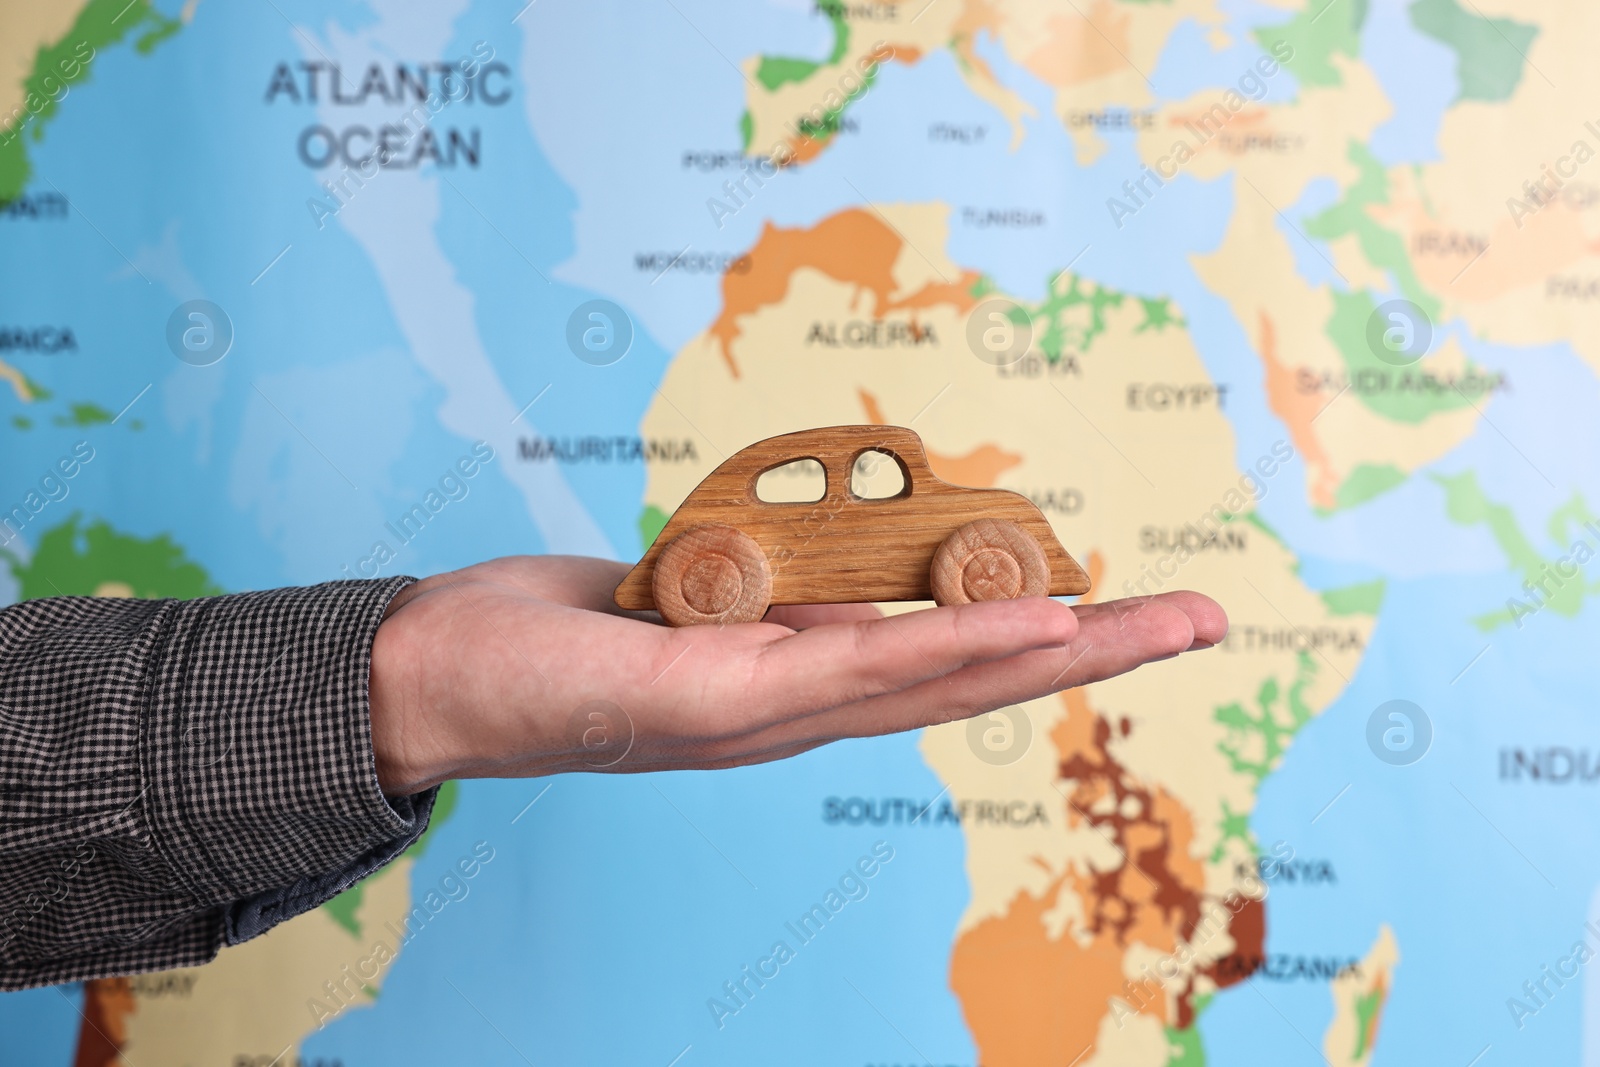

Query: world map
left=3, top=0, right=1600, bottom=1064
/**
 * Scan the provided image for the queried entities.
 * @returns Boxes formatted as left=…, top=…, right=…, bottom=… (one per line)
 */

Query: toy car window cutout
left=849, top=448, right=908, bottom=500
left=754, top=457, right=826, bottom=503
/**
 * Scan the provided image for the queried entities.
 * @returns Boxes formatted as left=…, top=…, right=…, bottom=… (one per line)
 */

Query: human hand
left=367, top=555, right=1227, bottom=795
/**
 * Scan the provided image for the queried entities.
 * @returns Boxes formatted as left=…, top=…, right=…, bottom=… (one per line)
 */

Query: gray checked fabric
left=0, top=576, right=438, bottom=991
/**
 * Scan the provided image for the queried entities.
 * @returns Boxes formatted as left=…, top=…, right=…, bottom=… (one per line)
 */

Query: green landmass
left=754, top=56, right=820, bottom=92
left=1166, top=1017, right=1207, bottom=1065
left=753, top=6, right=850, bottom=91
left=1167, top=994, right=1212, bottom=1064
left=1351, top=980, right=1386, bottom=1059
left=1324, top=290, right=1476, bottom=424
left=1434, top=470, right=1600, bottom=630
left=402, top=778, right=460, bottom=860
left=0, top=0, right=182, bottom=206
left=739, top=110, right=754, bottom=152
left=639, top=504, right=669, bottom=551
left=1135, top=296, right=1184, bottom=333
left=320, top=881, right=366, bottom=938
left=1029, top=273, right=1129, bottom=362
left=1, top=513, right=219, bottom=600
left=325, top=779, right=462, bottom=937
left=1331, top=463, right=1407, bottom=512
left=11, top=415, right=30, bottom=430
left=1304, top=142, right=1440, bottom=319
left=1210, top=798, right=1253, bottom=864
left=822, top=6, right=851, bottom=64
left=1215, top=652, right=1318, bottom=785
left=1322, top=578, right=1386, bottom=616
left=1410, top=0, right=1538, bottom=102
left=1253, top=0, right=1369, bottom=89
left=53, top=401, right=112, bottom=427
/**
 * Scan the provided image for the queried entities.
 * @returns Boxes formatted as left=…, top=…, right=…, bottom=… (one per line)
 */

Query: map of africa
left=3, top=0, right=1600, bottom=1064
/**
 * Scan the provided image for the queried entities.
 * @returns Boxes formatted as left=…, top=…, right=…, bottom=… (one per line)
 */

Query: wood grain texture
left=615, top=424, right=1091, bottom=618
left=651, top=524, right=772, bottom=626
left=929, top=519, right=1050, bottom=606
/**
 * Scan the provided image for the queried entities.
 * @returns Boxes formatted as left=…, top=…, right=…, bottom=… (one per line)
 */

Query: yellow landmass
left=0, top=3, right=91, bottom=128
left=1315, top=3, right=1600, bottom=376
left=1135, top=55, right=1391, bottom=207
left=1192, top=191, right=1483, bottom=510
left=0, top=357, right=34, bottom=402
left=994, top=0, right=1225, bottom=165
left=740, top=3, right=963, bottom=165
left=638, top=202, right=1374, bottom=1066
left=1323, top=924, right=1398, bottom=1066
left=111, top=857, right=415, bottom=1066
left=740, top=0, right=1225, bottom=167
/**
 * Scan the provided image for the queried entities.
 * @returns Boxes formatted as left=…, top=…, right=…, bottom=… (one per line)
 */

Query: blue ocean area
left=5, top=0, right=1600, bottom=1063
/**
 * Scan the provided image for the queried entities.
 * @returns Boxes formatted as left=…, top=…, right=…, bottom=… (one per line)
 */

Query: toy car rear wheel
left=652, top=524, right=773, bottom=626
left=930, top=519, right=1050, bottom=606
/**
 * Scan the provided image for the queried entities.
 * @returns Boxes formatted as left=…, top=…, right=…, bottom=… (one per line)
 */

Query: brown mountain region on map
left=949, top=689, right=1267, bottom=1067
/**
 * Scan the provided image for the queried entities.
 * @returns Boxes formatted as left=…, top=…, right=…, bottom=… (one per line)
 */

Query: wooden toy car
left=614, top=425, right=1091, bottom=626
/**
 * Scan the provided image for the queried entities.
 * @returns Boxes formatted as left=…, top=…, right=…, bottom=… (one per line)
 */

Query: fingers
left=764, top=602, right=883, bottom=629
left=714, top=594, right=1209, bottom=754
left=727, top=597, right=1078, bottom=728
left=1072, top=590, right=1227, bottom=650
left=1164, top=590, right=1228, bottom=648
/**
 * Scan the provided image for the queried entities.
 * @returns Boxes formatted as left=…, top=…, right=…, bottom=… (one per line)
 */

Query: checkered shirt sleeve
left=0, top=576, right=438, bottom=991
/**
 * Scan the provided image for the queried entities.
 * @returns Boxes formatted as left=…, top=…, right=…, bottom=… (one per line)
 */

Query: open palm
left=367, top=555, right=1227, bottom=794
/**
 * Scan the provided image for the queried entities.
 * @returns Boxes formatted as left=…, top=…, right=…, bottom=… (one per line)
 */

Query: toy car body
left=614, top=425, right=1091, bottom=625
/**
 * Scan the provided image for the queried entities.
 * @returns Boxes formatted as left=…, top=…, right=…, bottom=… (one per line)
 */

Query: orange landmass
left=711, top=209, right=981, bottom=377
left=1258, top=311, right=1337, bottom=510
left=1370, top=197, right=1600, bottom=304
left=1078, top=550, right=1106, bottom=604
left=1162, top=107, right=1274, bottom=158
left=950, top=870, right=1130, bottom=1067
left=74, top=978, right=134, bottom=1067
left=782, top=130, right=831, bottom=166
left=1019, top=1, right=1132, bottom=88
left=856, top=387, right=1022, bottom=486
left=928, top=442, right=1023, bottom=487
left=950, top=687, right=1251, bottom=1065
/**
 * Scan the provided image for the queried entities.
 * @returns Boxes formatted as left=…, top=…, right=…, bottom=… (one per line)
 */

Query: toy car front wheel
left=930, top=519, right=1050, bottom=606
left=651, top=524, right=773, bottom=626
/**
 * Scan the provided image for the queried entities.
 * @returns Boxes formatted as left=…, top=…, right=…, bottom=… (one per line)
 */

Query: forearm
left=0, top=578, right=437, bottom=991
